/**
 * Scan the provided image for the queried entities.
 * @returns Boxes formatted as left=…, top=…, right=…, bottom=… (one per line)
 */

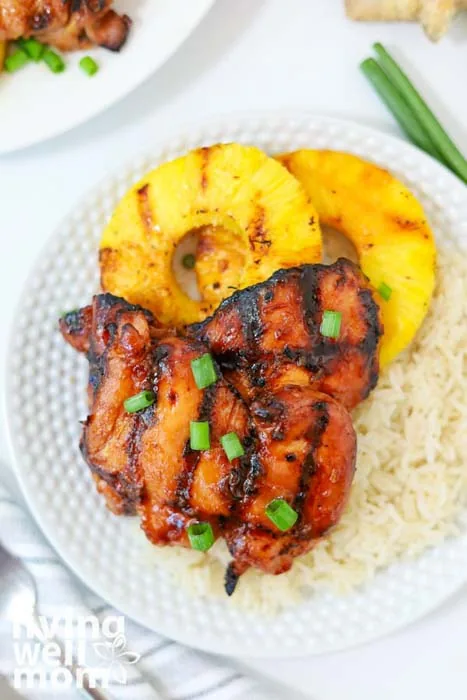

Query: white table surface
left=1, top=1, right=467, bottom=698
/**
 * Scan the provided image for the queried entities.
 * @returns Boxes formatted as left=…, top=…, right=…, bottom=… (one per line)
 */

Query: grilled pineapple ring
left=100, top=143, right=322, bottom=326
left=277, top=150, right=436, bottom=366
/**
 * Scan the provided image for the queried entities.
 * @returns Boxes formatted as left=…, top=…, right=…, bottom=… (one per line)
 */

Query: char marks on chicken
left=60, top=260, right=382, bottom=594
left=193, top=258, right=383, bottom=410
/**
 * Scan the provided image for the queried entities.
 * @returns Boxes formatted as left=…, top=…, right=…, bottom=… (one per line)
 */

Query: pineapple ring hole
left=322, top=225, right=358, bottom=265
left=172, top=226, right=247, bottom=303
left=173, top=225, right=358, bottom=304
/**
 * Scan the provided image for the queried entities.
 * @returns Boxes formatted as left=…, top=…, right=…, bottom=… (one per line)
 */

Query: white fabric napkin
left=0, top=481, right=280, bottom=700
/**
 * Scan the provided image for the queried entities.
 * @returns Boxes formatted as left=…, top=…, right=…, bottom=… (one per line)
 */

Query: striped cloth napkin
left=0, top=480, right=281, bottom=700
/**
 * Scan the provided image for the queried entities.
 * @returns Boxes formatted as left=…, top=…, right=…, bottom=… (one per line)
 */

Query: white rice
left=138, top=248, right=467, bottom=613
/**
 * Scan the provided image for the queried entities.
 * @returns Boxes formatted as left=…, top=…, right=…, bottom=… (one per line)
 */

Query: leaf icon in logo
left=93, top=641, right=114, bottom=662
left=112, top=634, right=127, bottom=654
left=93, top=633, right=141, bottom=684
left=118, top=650, right=140, bottom=665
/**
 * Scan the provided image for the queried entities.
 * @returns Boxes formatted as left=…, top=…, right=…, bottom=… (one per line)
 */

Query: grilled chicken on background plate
left=60, top=259, right=383, bottom=594
left=0, top=0, right=131, bottom=51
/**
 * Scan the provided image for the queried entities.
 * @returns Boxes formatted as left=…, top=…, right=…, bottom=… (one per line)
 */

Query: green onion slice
left=182, top=253, right=196, bottom=269
left=190, top=421, right=210, bottom=451
left=320, top=310, right=342, bottom=339
left=265, top=498, right=298, bottom=532
left=43, top=49, right=65, bottom=74
left=191, top=353, right=217, bottom=389
left=19, top=37, right=45, bottom=61
left=187, top=522, right=215, bottom=551
left=124, top=390, right=155, bottom=413
left=5, top=49, right=30, bottom=73
left=378, top=282, right=392, bottom=301
left=61, top=308, right=78, bottom=318
left=221, top=432, right=245, bottom=461
left=79, top=56, right=99, bottom=77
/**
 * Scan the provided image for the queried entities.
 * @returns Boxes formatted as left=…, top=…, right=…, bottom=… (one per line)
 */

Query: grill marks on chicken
left=193, top=258, right=383, bottom=410
left=60, top=294, right=156, bottom=515
left=223, top=387, right=356, bottom=590
left=138, top=336, right=252, bottom=548
left=0, top=1, right=131, bottom=51
left=60, top=295, right=253, bottom=534
left=60, top=260, right=382, bottom=593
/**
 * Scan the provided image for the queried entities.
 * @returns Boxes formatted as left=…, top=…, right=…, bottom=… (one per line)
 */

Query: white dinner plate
left=0, top=0, right=214, bottom=154
left=6, top=114, right=467, bottom=657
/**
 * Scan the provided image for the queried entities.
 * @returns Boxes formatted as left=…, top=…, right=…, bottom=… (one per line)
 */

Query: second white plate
left=0, top=0, right=214, bottom=154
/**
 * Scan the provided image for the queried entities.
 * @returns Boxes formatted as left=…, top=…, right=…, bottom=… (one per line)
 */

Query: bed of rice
left=139, top=247, right=467, bottom=613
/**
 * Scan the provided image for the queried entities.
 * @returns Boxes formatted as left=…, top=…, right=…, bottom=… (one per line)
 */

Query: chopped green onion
left=360, top=58, right=442, bottom=161
left=190, top=421, right=210, bottom=450
left=187, top=522, right=215, bottom=551
left=43, top=49, right=65, bottom=74
left=378, top=281, right=392, bottom=301
left=320, top=310, right=342, bottom=339
left=265, top=499, right=298, bottom=532
left=124, top=390, right=155, bottom=413
left=182, top=253, right=196, bottom=269
left=191, top=353, right=217, bottom=389
left=19, top=37, right=45, bottom=61
left=5, top=49, right=29, bottom=73
left=372, top=43, right=467, bottom=183
left=221, top=432, right=245, bottom=461
left=79, top=55, right=99, bottom=77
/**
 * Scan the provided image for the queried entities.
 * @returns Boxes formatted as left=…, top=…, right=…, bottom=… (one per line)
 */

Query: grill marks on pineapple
left=392, top=215, right=425, bottom=232
left=100, top=143, right=322, bottom=326
left=278, top=149, right=435, bottom=366
left=199, top=146, right=211, bottom=191
left=248, top=204, right=271, bottom=253
left=136, top=183, right=154, bottom=235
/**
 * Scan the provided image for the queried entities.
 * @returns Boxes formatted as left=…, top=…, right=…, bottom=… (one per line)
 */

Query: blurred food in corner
left=0, top=0, right=131, bottom=53
left=346, top=0, right=467, bottom=40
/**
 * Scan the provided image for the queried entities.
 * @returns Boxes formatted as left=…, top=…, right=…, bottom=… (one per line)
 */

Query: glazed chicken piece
left=192, top=258, right=383, bottom=411
left=60, top=294, right=158, bottom=514
left=137, top=334, right=252, bottom=547
left=60, top=257, right=381, bottom=593
left=60, top=294, right=253, bottom=541
left=61, top=295, right=356, bottom=591
left=0, top=1, right=131, bottom=52
left=223, top=385, right=356, bottom=593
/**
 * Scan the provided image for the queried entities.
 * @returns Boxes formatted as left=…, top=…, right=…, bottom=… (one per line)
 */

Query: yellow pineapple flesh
left=100, top=143, right=322, bottom=326
left=278, top=149, right=437, bottom=366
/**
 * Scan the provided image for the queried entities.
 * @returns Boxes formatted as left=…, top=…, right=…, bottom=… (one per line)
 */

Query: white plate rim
left=5, top=112, right=467, bottom=658
left=0, top=0, right=215, bottom=155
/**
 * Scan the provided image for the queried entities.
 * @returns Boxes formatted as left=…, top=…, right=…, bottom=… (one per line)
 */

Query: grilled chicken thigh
left=61, top=294, right=158, bottom=515
left=61, top=295, right=252, bottom=534
left=60, top=260, right=382, bottom=593
left=0, top=1, right=131, bottom=51
left=223, top=386, right=356, bottom=591
left=193, top=258, right=383, bottom=410
left=137, top=335, right=252, bottom=548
